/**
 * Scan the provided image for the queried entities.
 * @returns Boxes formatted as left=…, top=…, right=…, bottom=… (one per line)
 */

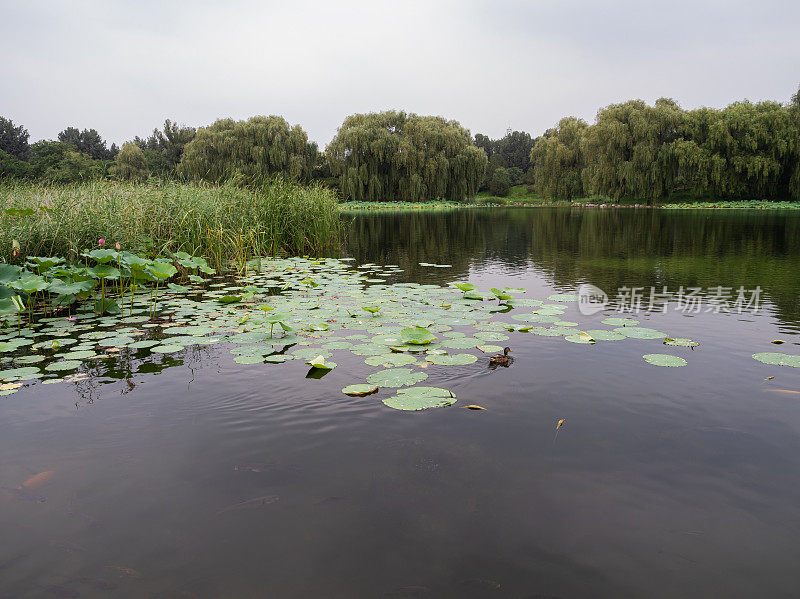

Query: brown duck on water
left=489, top=347, right=513, bottom=366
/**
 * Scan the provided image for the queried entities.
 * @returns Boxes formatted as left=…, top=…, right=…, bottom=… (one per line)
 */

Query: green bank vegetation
left=0, top=180, right=340, bottom=268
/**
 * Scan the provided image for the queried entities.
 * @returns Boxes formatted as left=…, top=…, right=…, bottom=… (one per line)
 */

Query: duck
left=489, top=347, right=513, bottom=365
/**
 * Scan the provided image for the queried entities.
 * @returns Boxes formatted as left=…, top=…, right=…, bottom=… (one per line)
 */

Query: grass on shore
left=0, top=179, right=341, bottom=269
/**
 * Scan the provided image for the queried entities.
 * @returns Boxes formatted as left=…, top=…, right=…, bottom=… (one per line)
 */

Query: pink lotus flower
left=98, top=238, right=105, bottom=246
left=115, top=242, right=121, bottom=251
left=66, top=316, right=78, bottom=322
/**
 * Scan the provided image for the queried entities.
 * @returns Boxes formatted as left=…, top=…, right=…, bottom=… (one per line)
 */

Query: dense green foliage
left=530, top=117, right=587, bottom=201
left=327, top=111, right=487, bottom=202
left=178, top=116, right=317, bottom=183
left=531, top=91, right=800, bottom=203
left=0, top=180, right=340, bottom=268
left=134, top=119, right=196, bottom=177
left=0, top=117, right=30, bottom=159
left=57, top=127, right=117, bottom=160
left=112, top=142, right=149, bottom=182
left=3, top=87, right=798, bottom=201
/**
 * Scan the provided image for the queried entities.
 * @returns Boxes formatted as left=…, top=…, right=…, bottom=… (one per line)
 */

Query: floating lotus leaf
left=473, top=331, right=509, bottom=342
left=511, top=313, right=560, bottom=323
left=61, top=350, right=98, bottom=360
left=547, top=293, right=579, bottom=302
left=150, top=344, right=184, bottom=353
left=564, top=333, right=595, bottom=344
left=0, top=366, right=42, bottom=380
left=371, top=334, right=404, bottom=346
left=440, top=337, right=478, bottom=349
left=382, top=386, right=456, bottom=411
left=264, top=355, right=290, bottom=363
left=477, top=344, right=503, bottom=353
left=584, top=329, right=626, bottom=341
left=602, top=317, right=640, bottom=326
left=426, top=353, right=478, bottom=366
left=321, top=340, right=353, bottom=350
left=44, top=360, right=82, bottom=371
left=400, top=326, right=436, bottom=345
left=350, top=343, right=393, bottom=356
left=364, top=354, right=418, bottom=367
left=234, top=355, right=266, bottom=365
left=366, top=368, right=428, bottom=387
left=752, top=353, right=800, bottom=367
left=643, top=354, right=687, bottom=367
left=342, top=384, right=379, bottom=397
left=98, top=336, right=135, bottom=347
left=614, top=327, right=668, bottom=339
left=454, top=282, right=476, bottom=292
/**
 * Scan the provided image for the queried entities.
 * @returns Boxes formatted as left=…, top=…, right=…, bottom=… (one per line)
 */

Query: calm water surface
left=2, top=208, right=800, bottom=598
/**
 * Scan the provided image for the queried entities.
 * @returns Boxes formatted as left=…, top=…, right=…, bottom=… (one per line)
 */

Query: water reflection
left=345, top=207, right=800, bottom=327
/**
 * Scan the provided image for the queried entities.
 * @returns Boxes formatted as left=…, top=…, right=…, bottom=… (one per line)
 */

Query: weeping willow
left=530, top=117, right=588, bottom=200
left=327, top=111, right=487, bottom=202
left=531, top=92, right=800, bottom=203
left=178, top=116, right=317, bottom=183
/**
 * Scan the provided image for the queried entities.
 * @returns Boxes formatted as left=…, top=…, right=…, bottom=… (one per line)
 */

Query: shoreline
left=339, top=200, right=800, bottom=211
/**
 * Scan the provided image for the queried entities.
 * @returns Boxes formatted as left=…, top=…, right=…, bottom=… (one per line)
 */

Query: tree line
left=531, top=93, right=800, bottom=203
left=1, top=87, right=798, bottom=202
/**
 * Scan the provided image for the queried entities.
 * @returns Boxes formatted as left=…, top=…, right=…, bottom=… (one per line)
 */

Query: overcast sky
left=3, top=0, right=799, bottom=148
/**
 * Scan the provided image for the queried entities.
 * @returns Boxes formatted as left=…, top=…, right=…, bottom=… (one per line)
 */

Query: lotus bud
left=98, top=238, right=105, bottom=246
left=115, top=242, right=121, bottom=251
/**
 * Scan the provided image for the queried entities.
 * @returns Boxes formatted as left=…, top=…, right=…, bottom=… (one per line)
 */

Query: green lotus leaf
left=342, top=384, right=379, bottom=397
left=150, top=344, right=184, bottom=353
left=0, top=366, right=42, bottom=380
left=234, top=355, right=266, bottom=365
left=382, top=386, right=456, bottom=411
left=426, top=353, right=478, bottom=366
left=602, top=317, right=640, bottom=326
left=583, top=329, right=626, bottom=341
left=643, top=353, right=687, bottom=367
left=44, top=360, right=82, bottom=371
left=752, top=353, right=800, bottom=367
left=364, top=353, right=418, bottom=367
left=400, top=326, right=436, bottom=345
left=440, top=337, right=478, bottom=349
left=547, top=293, right=579, bottom=302
left=614, top=327, right=668, bottom=339
left=454, top=282, right=477, bottom=293
left=366, top=367, right=428, bottom=388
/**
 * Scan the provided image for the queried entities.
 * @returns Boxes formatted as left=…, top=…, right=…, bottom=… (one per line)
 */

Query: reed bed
left=0, top=179, right=341, bottom=270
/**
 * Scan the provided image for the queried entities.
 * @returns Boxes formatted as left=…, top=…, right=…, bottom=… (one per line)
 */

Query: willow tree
left=178, top=116, right=317, bottom=183
left=688, top=101, right=799, bottom=200
left=327, top=111, right=487, bottom=202
left=580, top=98, right=684, bottom=203
left=529, top=117, right=588, bottom=200
left=113, top=142, right=149, bottom=182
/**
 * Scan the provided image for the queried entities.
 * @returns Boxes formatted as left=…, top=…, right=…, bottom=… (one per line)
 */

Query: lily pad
left=643, top=353, right=687, bottom=367
left=614, top=327, right=668, bottom=340
left=364, top=353, right=418, bottom=367
left=401, top=326, right=437, bottom=345
left=366, top=368, right=428, bottom=388
left=426, top=353, right=478, bottom=366
left=752, top=353, right=800, bottom=367
left=382, top=386, right=456, bottom=411
left=342, top=384, right=379, bottom=397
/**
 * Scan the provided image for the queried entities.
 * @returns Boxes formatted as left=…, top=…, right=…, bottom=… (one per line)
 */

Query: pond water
left=2, top=207, right=800, bottom=598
